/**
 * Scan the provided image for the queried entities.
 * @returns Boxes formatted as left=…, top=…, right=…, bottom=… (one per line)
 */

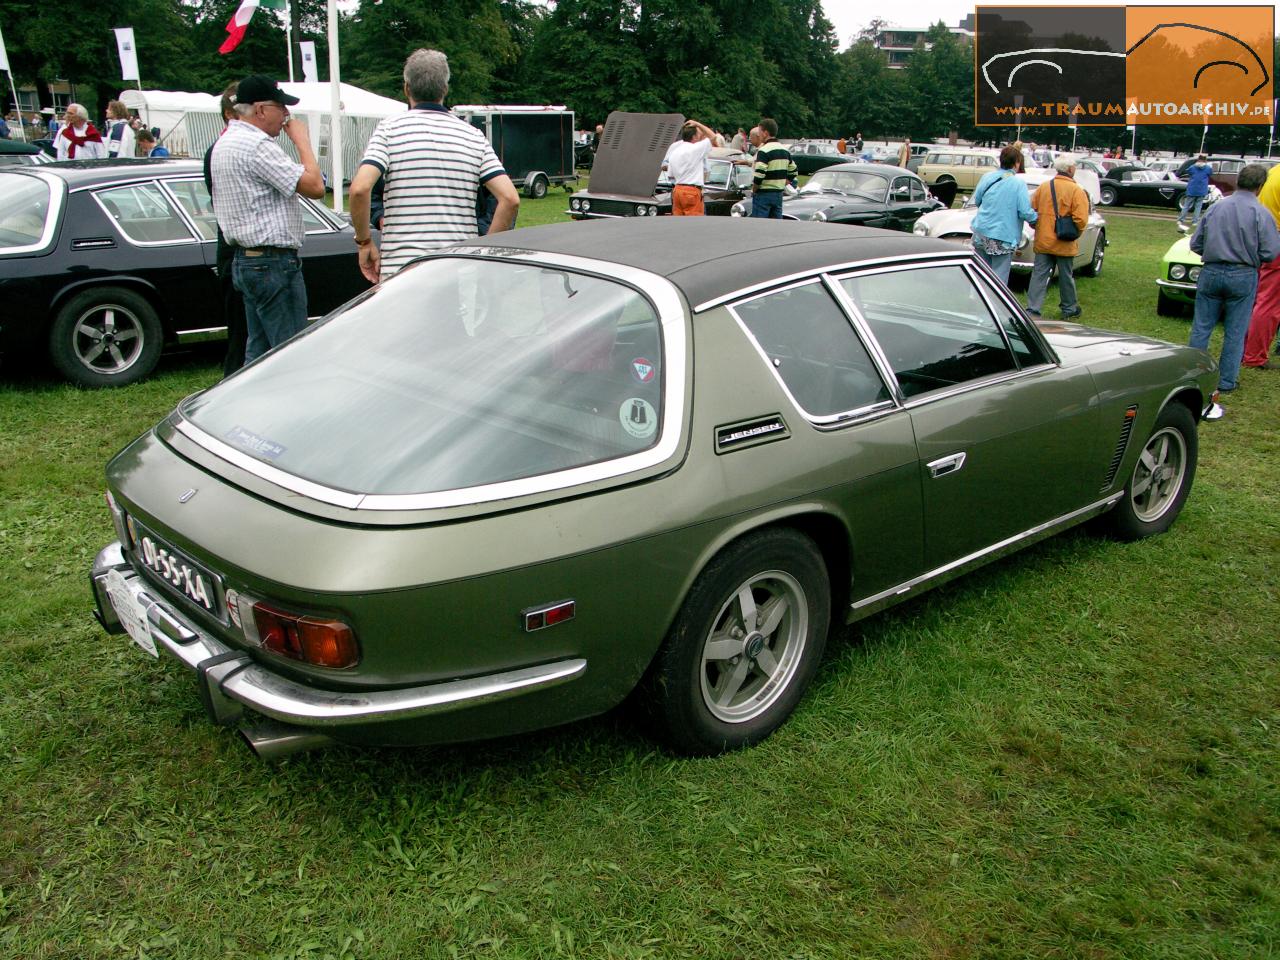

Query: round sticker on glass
left=631, top=357, right=656, bottom=384
left=619, top=397, right=658, bottom=439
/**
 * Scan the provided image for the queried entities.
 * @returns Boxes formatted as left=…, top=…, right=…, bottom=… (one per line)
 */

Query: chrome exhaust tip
left=238, top=722, right=335, bottom=762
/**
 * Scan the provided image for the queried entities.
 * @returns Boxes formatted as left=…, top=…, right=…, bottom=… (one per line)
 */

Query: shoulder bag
left=1050, top=178, right=1080, bottom=241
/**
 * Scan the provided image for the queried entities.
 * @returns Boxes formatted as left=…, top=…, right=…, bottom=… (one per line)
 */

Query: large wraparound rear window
left=181, top=257, right=666, bottom=496
left=0, top=173, right=53, bottom=251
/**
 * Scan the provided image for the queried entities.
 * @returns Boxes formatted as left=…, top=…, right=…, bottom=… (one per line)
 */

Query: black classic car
left=1097, top=164, right=1191, bottom=208
left=0, top=159, right=372, bottom=387
left=788, top=141, right=849, bottom=176
left=730, top=163, right=943, bottom=231
left=0, top=138, right=47, bottom=167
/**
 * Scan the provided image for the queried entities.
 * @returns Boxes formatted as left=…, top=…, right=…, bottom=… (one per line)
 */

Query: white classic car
left=912, top=168, right=1107, bottom=283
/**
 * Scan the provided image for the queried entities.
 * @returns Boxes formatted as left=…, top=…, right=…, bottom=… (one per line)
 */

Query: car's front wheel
left=49, top=286, right=163, bottom=387
left=1104, top=403, right=1198, bottom=540
left=643, top=528, right=830, bottom=755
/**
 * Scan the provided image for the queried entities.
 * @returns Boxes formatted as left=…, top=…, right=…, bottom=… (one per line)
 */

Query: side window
left=734, top=281, right=891, bottom=419
left=910, top=178, right=927, bottom=202
left=732, top=164, right=754, bottom=189
left=705, top=162, right=731, bottom=188
left=95, top=182, right=194, bottom=244
left=891, top=176, right=913, bottom=198
left=298, top=199, right=332, bottom=234
left=970, top=271, right=1051, bottom=368
left=838, top=266, right=1017, bottom=398
left=165, top=179, right=217, bottom=240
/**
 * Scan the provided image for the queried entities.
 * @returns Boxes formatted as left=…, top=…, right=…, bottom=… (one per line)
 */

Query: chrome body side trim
left=172, top=251, right=690, bottom=512
left=176, top=326, right=229, bottom=343
left=92, top=542, right=588, bottom=727
left=849, top=493, right=1121, bottom=619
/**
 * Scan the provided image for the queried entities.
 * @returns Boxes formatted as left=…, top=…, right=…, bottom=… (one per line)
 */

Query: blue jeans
left=1178, top=193, right=1206, bottom=226
left=1189, top=262, right=1258, bottom=391
left=1026, top=252, right=1079, bottom=316
left=751, top=190, right=784, bottom=219
left=973, top=245, right=1013, bottom=285
left=232, top=249, right=308, bottom=364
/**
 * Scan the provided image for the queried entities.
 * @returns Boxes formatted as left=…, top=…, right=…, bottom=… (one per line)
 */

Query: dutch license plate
left=105, top=568, right=157, bottom=658
left=134, top=526, right=225, bottom=620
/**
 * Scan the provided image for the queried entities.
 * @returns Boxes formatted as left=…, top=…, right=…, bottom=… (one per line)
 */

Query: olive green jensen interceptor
left=92, top=219, right=1218, bottom=761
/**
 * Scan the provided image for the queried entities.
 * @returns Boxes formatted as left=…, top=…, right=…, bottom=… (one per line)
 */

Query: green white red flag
left=219, top=0, right=287, bottom=55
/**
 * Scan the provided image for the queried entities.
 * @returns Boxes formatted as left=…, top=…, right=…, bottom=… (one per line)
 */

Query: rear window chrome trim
left=174, top=250, right=689, bottom=512
left=0, top=169, right=65, bottom=256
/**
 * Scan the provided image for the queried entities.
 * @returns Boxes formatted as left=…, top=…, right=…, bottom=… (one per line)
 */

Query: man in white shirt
left=54, top=104, right=105, bottom=160
left=665, top=119, right=715, bottom=216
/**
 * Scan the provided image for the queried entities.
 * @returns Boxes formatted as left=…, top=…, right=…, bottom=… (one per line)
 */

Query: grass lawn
left=1, top=193, right=1278, bottom=959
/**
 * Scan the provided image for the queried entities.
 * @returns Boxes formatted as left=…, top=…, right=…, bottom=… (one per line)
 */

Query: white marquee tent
left=120, top=83, right=407, bottom=183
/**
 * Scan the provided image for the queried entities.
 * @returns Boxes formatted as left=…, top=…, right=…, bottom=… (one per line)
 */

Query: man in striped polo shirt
left=349, top=49, right=519, bottom=284
left=751, top=118, right=797, bottom=219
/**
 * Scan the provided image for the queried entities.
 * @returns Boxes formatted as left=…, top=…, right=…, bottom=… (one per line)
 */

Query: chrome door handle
left=927, top=452, right=967, bottom=478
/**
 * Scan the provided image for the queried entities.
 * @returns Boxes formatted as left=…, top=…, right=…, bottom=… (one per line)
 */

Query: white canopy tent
left=118, top=83, right=406, bottom=184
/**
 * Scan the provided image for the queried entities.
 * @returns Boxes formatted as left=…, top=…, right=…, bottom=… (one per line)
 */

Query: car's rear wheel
left=1081, top=229, right=1106, bottom=277
left=1099, top=185, right=1118, bottom=206
left=49, top=286, right=163, bottom=387
left=643, top=528, right=830, bottom=755
left=1104, top=403, right=1197, bottom=540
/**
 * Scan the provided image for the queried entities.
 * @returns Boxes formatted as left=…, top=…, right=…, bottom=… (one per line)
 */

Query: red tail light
left=251, top=602, right=359, bottom=669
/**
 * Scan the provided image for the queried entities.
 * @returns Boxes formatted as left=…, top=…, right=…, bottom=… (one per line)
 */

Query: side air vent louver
left=716, top=415, right=789, bottom=455
left=1101, top=405, right=1139, bottom=491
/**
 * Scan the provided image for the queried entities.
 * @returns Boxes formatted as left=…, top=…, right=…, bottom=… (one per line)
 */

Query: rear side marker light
left=251, top=602, right=359, bottom=668
left=524, top=600, right=575, bottom=632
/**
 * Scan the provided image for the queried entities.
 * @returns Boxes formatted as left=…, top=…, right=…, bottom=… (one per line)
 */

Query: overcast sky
left=821, top=0, right=1279, bottom=49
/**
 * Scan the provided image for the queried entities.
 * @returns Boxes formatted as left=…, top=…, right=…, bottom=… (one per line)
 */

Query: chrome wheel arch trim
left=173, top=249, right=690, bottom=512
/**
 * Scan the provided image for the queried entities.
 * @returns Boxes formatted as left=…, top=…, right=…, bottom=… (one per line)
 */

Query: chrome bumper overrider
left=91, top=542, right=587, bottom=729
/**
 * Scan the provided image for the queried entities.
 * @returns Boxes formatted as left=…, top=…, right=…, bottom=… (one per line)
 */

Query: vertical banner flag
left=0, top=20, right=11, bottom=71
left=220, top=0, right=287, bottom=55
left=114, top=28, right=140, bottom=82
left=300, top=40, right=318, bottom=83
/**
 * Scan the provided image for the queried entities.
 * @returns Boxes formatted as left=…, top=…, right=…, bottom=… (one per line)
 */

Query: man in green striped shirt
left=751, top=118, right=797, bottom=219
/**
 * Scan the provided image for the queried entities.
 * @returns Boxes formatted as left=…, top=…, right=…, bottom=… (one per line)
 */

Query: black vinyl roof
left=461, top=218, right=961, bottom=309
left=4, top=157, right=202, bottom=186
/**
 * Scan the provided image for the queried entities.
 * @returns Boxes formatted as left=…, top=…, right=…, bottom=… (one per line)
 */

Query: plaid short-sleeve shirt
left=361, top=102, right=506, bottom=280
left=210, top=120, right=306, bottom=249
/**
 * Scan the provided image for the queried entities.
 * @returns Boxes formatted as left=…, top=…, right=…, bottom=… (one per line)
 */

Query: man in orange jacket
left=1026, top=154, right=1090, bottom=319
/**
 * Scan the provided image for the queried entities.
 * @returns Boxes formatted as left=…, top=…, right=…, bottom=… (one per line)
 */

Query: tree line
left=2, top=0, right=1276, bottom=155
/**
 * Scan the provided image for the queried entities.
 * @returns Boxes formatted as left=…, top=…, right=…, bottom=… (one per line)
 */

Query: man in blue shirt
left=1177, top=154, right=1212, bottom=231
left=1188, top=162, right=1280, bottom=395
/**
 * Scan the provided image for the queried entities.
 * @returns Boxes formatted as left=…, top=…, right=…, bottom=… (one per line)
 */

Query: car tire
left=49, top=286, right=163, bottom=388
left=642, top=528, right=830, bottom=755
left=1099, top=186, right=1118, bottom=206
left=528, top=175, right=549, bottom=200
left=1104, top=403, right=1198, bottom=541
left=1081, top=230, right=1106, bottom=277
left=1156, top=289, right=1185, bottom=317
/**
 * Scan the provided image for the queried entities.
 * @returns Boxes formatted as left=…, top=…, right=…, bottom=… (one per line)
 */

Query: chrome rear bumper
left=91, top=542, right=587, bottom=730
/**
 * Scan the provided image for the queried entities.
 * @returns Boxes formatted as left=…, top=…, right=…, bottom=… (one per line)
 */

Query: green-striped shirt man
left=753, top=140, right=797, bottom=192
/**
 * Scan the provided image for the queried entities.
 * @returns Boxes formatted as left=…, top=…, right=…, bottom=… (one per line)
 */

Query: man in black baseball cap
left=234, top=74, right=301, bottom=108
left=210, top=74, right=324, bottom=363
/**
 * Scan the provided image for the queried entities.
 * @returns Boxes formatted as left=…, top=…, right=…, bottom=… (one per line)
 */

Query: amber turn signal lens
left=251, top=602, right=359, bottom=668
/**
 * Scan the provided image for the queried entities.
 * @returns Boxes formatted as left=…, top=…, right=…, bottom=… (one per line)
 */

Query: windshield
left=0, top=173, right=52, bottom=249
left=801, top=170, right=887, bottom=199
left=182, top=258, right=667, bottom=497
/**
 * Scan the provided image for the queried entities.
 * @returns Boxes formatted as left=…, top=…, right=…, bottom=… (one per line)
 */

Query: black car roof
left=461, top=218, right=960, bottom=310
left=0, top=139, right=41, bottom=155
left=4, top=157, right=202, bottom=186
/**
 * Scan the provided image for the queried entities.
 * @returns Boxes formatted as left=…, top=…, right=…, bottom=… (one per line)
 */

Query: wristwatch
left=354, top=235, right=372, bottom=247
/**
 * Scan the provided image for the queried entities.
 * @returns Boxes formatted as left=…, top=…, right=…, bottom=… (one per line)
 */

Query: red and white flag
left=219, top=0, right=287, bottom=55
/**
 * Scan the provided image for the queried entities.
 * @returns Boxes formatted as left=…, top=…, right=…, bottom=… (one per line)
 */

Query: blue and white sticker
left=631, top=357, right=656, bottom=384
left=619, top=398, right=658, bottom=439
left=225, top=425, right=287, bottom=460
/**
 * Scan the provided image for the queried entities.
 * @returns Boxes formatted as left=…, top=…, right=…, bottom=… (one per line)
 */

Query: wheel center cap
left=744, top=632, right=765, bottom=659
